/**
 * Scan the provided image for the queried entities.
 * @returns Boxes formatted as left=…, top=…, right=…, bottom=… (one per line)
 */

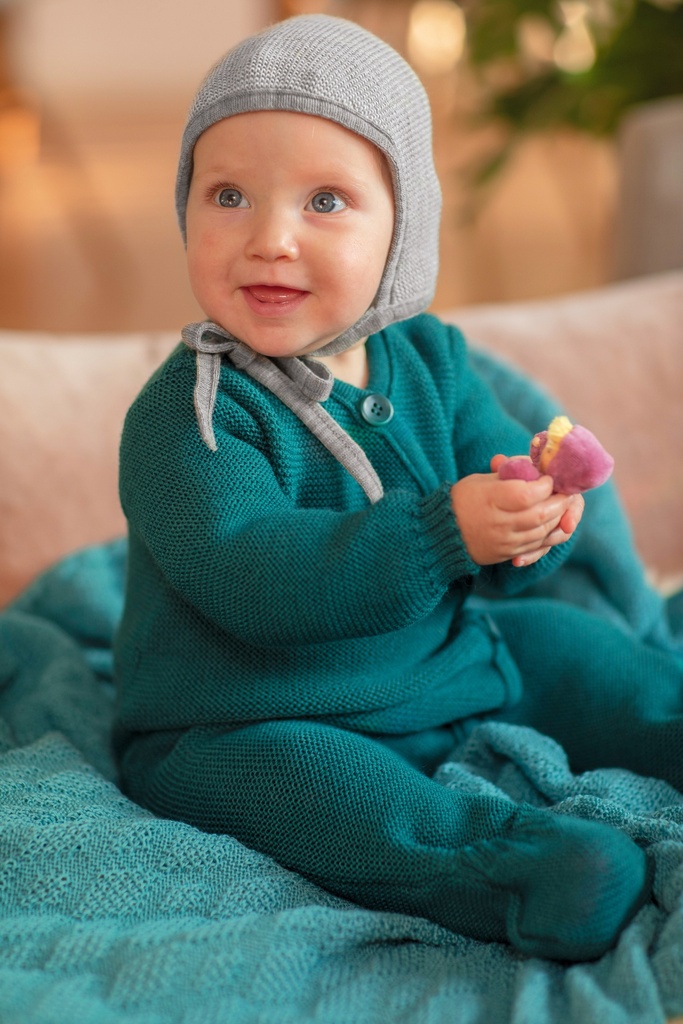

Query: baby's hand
left=451, top=455, right=584, bottom=567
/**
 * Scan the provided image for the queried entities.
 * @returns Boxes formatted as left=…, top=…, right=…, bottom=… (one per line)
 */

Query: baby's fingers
left=516, top=497, right=585, bottom=561
left=506, top=500, right=575, bottom=556
left=508, top=496, right=569, bottom=538
left=512, top=546, right=551, bottom=567
left=495, top=475, right=555, bottom=513
left=489, top=454, right=508, bottom=473
left=558, top=494, right=585, bottom=535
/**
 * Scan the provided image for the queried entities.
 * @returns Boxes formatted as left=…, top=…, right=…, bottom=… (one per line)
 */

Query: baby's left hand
left=489, top=455, right=584, bottom=566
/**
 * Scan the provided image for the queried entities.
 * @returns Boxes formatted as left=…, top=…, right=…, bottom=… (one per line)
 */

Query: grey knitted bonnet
left=178, top=14, right=441, bottom=501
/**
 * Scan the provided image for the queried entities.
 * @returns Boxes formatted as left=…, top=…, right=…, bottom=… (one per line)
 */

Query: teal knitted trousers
left=494, top=599, right=683, bottom=781
left=120, top=601, right=681, bottom=961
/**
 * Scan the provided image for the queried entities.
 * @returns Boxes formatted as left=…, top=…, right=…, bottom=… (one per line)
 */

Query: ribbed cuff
left=415, top=482, right=481, bottom=590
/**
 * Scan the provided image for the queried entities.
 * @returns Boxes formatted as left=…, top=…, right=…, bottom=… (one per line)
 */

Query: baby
left=114, top=14, right=683, bottom=961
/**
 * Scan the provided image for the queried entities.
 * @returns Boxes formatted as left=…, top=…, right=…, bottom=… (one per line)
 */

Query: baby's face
left=185, top=110, right=395, bottom=358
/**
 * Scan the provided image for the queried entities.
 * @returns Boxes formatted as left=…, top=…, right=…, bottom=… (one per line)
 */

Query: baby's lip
left=240, top=284, right=309, bottom=318
left=244, top=285, right=307, bottom=303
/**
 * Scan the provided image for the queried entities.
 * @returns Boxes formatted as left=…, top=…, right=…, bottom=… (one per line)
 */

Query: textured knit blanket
left=1, top=351, right=682, bottom=1024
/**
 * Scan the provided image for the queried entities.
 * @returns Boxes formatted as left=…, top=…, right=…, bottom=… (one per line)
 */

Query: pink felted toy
left=499, top=415, right=614, bottom=494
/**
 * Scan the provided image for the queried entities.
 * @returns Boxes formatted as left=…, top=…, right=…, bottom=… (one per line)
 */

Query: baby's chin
left=198, top=304, right=368, bottom=362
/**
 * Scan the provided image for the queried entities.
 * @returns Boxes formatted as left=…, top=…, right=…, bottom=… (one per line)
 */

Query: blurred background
left=0, top=0, right=681, bottom=332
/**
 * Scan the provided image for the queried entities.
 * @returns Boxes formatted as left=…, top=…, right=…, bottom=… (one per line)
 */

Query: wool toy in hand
left=498, top=415, right=614, bottom=494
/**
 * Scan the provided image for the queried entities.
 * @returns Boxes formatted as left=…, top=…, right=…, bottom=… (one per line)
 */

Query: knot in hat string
left=182, top=321, right=384, bottom=503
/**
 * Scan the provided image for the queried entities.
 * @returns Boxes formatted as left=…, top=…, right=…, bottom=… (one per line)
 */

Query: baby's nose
left=246, top=208, right=299, bottom=261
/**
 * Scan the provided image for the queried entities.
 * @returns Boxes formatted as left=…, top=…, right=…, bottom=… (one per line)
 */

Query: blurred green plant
left=463, top=0, right=683, bottom=183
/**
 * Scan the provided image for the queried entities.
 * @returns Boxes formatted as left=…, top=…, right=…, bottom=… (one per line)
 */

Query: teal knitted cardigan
left=114, top=314, right=573, bottom=740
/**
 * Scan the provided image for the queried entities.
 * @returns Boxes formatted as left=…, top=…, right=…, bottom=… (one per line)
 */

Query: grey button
left=360, top=393, right=394, bottom=426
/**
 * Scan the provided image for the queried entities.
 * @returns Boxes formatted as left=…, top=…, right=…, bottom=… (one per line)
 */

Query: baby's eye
left=307, top=191, right=347, bottom=214
left=214, top=188, right=249, bottom=209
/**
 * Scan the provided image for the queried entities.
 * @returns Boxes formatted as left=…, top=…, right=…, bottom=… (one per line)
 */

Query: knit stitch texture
left=114, top=316, right=569, bottom=739
left=112, top=317, right=683, bottom=962
left=1, top=349, right=683, bottom=1021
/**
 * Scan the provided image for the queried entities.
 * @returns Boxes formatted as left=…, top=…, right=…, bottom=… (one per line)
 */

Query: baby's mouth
left=241, top=285, right=308, bottom=316
left=244, top=285, right=306, bottom=303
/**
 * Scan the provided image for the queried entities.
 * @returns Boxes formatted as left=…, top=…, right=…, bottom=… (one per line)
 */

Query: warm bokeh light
left=407, top=0, right=467, bottom=74
left=517, top=14, right=556, bottom=65
left=0, top=96, right=40, bottom=168
left=554, top=1, right=597, bottom=72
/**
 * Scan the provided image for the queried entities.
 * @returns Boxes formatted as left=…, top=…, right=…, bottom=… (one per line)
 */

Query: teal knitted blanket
left=1, top=352, right=682, bottom=1024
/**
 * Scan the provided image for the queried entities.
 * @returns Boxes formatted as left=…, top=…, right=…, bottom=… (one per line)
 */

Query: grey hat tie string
left=181, top=321, right=384, bottom=504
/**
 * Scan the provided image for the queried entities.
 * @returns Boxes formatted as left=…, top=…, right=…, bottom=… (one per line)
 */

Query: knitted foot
left=452, top=810, right=651, bottom=961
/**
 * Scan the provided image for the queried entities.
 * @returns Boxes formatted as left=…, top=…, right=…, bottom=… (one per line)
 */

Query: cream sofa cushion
left=0, top=332, right=176, bottom=606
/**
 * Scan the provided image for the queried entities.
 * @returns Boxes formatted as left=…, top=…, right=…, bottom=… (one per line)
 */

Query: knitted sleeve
left=119, top=364, right=477, bottom=648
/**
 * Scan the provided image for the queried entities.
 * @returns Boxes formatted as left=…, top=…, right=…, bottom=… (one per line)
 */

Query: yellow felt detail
left=539, top=415, right=574, bottom=472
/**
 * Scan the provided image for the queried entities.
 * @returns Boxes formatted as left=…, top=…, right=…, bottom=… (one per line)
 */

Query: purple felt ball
left=545, top=425, right=614, bottom=494
left=498, top=456, right=541, bottom=482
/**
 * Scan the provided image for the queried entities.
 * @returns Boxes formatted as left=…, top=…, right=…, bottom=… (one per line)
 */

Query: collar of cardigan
left=181, top=320, right=384, bottom=504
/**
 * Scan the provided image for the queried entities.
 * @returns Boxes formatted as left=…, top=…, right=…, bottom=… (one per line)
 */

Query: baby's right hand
left=450, top=459, right=577, bottom=567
